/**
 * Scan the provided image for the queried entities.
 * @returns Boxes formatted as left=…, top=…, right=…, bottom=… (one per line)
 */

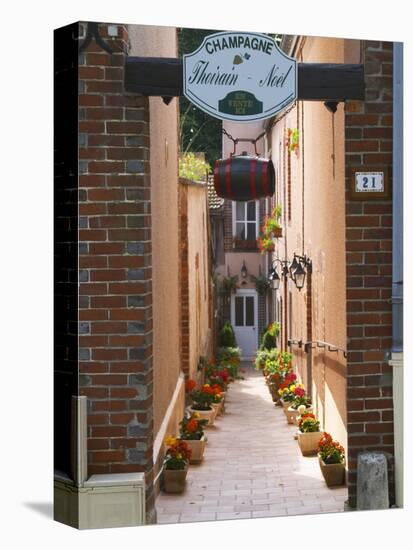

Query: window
left=232, top=201, right=258, bottom=240
left=234, top=295, right=255, bottom=327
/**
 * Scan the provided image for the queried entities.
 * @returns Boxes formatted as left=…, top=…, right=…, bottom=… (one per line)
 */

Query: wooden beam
left=124, top=57, right=365, bottom=101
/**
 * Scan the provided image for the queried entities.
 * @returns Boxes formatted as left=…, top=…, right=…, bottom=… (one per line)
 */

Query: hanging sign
left=183, top=31, right=297, bottom=122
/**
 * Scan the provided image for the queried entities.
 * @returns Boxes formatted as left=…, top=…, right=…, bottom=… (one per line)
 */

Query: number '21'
left=363, top=176, right=376, bottom=188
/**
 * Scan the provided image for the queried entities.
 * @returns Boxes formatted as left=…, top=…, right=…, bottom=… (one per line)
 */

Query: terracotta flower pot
left=189, top=406, right=215, bottom=426
left=298, top=431, right=322, bottom=456
left=162, top=463, right=189, bottom=493
left=211, top=401, right=222, bottom=419
left=280, top=398, right=291, bottom=411
left=318, top=455, right=345, bottom=486
left=268, top=385, right=279, bottom=402
left=180, top=436, right=207, bottom=464
left=272, top=226, right=283, bottom=238
left=286, top=405, right=313, bottom=425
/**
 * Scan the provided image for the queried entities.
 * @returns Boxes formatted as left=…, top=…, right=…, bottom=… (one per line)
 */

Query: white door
left=231, top=290, right=258, bottom=360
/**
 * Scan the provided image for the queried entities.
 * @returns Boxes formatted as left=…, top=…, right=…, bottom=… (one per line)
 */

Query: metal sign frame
left=182, top=31, right=297, bottom=122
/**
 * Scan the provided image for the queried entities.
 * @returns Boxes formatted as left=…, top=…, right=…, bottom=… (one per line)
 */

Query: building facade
left=266, top=35, right=402, bottom=508
left=54, top=21, right=215, bottom=528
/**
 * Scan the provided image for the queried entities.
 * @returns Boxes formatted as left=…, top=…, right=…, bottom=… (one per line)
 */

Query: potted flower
left=286, top=128, right=300, bottom=157
left=278, top=374, right=298, bottom=410
left=207, top=368, right=229, bottom=396
left=178, top=412, right=208, bottom=463
left=297, top=413, right=321, bottom=456
left=162, top=436, right=192, bottom=493
left=318, top=432, right=346, bottom=486
left=210, top=386, right=223, bottom=418
left=185, top=378, right=197, bottom=406
left=189, top=384, right=216, bottom=425
left=264, top=205, right=283, bottom=238
left=257, top=233, right=275, bottom=255
left=286, top=386, right=312, bottom=424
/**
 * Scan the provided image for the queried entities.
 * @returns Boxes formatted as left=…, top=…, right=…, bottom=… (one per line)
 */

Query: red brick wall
left=345, top=40, right=394, bottom=507
left=77, top=22, right=155, bottom=518
left=224, top=200, right=233, bottom=251
left=179, top=183, right=190, bottom=377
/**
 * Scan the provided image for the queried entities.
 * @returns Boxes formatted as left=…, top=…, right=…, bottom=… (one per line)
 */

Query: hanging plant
left=219, top=275, right=238, bottom=295
left=250, top=274, right=271, bottom=295
left=257, top=204, right=282, bottom=253
left=263, top=205, right=282, bottom=238
left=257, top=233, right=275, bottom=255
left=286, top=128, right=299, bottom=157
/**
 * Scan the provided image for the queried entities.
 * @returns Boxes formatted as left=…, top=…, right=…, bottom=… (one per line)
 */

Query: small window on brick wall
left=232, top=201, right=258, bottom=240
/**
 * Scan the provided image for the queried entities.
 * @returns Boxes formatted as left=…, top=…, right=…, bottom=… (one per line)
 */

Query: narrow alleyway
left=156, top=365, right=348, bottom=524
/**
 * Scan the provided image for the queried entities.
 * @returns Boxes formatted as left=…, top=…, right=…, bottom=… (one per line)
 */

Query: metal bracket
left=79, top=22, right=115, bottom=55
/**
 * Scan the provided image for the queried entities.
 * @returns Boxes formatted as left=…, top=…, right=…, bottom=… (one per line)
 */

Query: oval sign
left=183, top=31, right=297, bottom=122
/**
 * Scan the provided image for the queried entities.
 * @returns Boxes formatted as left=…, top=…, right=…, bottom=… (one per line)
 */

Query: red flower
left=185, top=379, right=196, bottom=393
left=186, top=419, right=198, bottom=432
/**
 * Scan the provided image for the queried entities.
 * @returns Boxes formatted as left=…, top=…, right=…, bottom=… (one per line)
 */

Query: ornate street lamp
left=293, top=261, right=306, bottom=290
left=268, top=267, right=280, bottom=290
left=269, top=254, right=312, bottom=292
left=289, top=255, right=300, bottom=279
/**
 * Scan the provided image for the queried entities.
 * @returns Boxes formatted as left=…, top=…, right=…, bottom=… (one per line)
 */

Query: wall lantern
left=292, top=261, right=306, bottom=290
left=268, top=267, right=280, bottom=290
left=269, top=254, right=312, bottom=292
left=289, top=256, right=300, bottom=279
left=240, top=260, right=248, bottom=279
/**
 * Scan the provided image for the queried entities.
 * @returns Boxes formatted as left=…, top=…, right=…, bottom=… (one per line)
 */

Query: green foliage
left=250, top=274, right=270, bottom=295
left=178, top=28, right=222, bottom=165
left=179, top=152, right=211, bottom=182
left=219, top=275, right=238, bottom=295
left=260, top=322, right=280, bottom=350
left=217, top=346, right=243, bottom=380
left=261, top=330, right=277, bottom=350
left=219, top=322, right=237, bottom=347
left=254, top=348, right=276, bottom=370
left=299, top=416, right=320, bottom=433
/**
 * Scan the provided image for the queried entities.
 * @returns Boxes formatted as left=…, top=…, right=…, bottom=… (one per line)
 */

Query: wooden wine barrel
left=213, top=155, right=275, bottom=201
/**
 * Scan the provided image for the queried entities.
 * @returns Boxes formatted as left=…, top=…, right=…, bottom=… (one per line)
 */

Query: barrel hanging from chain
left=213, top=154, right=275, bottom=201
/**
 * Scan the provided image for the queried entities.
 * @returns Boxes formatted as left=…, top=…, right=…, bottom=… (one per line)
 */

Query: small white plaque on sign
left=355, top=172, right=384, bottom=193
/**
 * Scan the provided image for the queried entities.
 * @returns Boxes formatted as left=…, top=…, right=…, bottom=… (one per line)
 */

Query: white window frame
left=232, top=200, right=259, bottom=240
left=231, top=289, right=258, bottom=329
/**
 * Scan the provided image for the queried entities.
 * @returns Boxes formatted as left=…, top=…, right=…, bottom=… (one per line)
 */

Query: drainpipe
left=389, top=42, right=403, bottom=507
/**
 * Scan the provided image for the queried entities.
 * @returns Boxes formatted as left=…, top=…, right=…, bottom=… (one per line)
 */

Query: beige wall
left=220, top=121, right=268, bottom=285
left=185, top=181, right=214, bottom=379
left=129, top=26, right=184, bottom=457
left=270, top=36, right=348, bottom=454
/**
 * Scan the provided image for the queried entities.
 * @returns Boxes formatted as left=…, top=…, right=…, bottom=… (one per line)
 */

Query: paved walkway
left=156, top=365, right=348, bottom=524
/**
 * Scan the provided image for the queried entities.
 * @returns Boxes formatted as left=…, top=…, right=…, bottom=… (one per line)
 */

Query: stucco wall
left=185, top=181, right=213, bottom=379
left=129, top=26, right=184, bottom=447
left=270, top=36, right=348, bottom=454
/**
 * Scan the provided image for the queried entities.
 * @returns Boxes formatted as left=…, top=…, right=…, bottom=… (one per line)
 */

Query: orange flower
left=186, top=419, right=198, bottom=432
left=185, top=379, right=196, bottom=393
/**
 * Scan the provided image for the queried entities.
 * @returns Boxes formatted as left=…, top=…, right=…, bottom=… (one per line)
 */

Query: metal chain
left=222, top=127, right=266, bottom=145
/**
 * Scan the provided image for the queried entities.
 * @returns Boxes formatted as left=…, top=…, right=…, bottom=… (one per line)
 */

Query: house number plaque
left=355, top=172, right=384, bottom=192
left=349, top=166, right=390, bottom=201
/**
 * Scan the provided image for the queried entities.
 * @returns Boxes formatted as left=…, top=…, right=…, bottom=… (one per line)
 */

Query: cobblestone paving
left=156, top=365, right=348, bottom=524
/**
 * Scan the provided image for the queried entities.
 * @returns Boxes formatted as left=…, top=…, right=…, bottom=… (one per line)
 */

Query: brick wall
left=345, top=40, right=394, bottom=507
left=179, top=182, right=190, bottom=377
left=76, top=22, right=155, bottom=517
left=224, top=200, right=233, bottom=251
